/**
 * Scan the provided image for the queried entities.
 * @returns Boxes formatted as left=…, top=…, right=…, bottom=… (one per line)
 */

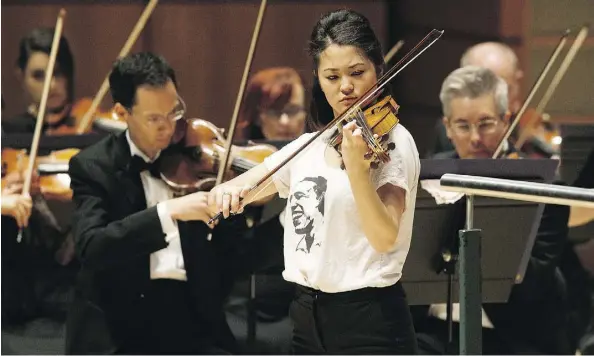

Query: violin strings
left=213, top=155, right=257, bottom=174
left=351, top=109, right=383, bottom=158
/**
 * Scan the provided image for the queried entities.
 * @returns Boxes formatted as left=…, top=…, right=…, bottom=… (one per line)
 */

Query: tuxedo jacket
left=65, top=132, right=247, bottom=354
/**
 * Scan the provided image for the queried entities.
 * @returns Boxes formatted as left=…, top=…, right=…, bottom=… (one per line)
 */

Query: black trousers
left=289, top=282, right=418, bottom=355
left=118, top=279, right=230, bottom=355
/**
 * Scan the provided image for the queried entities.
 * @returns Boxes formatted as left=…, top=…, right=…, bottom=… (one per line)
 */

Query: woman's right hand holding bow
left=208, top=184, right=253, bottom=219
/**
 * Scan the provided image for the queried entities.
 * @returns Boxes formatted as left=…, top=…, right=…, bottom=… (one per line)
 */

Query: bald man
left=428, top=42, right=523, bottom=157
left=461, top=42, right=523, bottom=113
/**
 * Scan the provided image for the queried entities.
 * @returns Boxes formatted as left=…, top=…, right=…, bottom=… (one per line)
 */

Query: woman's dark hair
left=17, top=27, right=75, bottom=102
left=238, top=67, right=305, bottom=140
left=307, top=9, right=387, bottom=129
left=109, top=52, right=177, bottom=109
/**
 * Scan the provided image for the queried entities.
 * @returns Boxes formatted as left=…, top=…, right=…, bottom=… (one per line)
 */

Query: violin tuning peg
left=364, top=152, right=373, bottom=160
left=387, top=142, right=396, bottom=151
left=370, top=161, right=379, bottom=169
left=381, top=133, right=389, bottom=142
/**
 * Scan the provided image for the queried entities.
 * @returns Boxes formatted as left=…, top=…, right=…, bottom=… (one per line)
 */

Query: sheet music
left=420, top=179, right=464, bottom=204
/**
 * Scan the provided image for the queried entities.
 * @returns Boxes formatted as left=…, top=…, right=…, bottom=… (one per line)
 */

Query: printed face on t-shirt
left=289, top=176, right=327, bottom=253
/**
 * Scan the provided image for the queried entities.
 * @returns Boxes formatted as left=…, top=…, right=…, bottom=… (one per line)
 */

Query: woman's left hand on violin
left=341, top=121, right=372, bottom=174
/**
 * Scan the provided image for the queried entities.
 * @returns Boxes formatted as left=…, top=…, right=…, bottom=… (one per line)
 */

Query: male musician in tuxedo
left=413, top=66, right=572, bottom=354
left=428, top=42, right=523, bottom=157
left=65, top=52, right=247, bottom=355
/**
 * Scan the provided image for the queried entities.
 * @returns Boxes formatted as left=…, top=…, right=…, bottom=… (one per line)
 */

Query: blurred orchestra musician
left=231, top=67, right=307, bottom=353
left=1, top=51, right=76, bottom=354
left=65, top=52, right=248, bottom=355
left=414, top=66, right=573, bottom=354
left=236, top=67, right=307, bottom=142
left=3, top=27, right=75, bottom=135
left=428, top=42, right=526, bottom=157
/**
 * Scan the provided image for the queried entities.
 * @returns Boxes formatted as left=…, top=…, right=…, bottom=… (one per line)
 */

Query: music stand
left=401, top=158, right=558, bottom=354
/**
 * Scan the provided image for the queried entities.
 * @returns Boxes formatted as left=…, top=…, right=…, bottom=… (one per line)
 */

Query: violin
left=328, top=95, right=399, bottom=169
left=506, top=25, right=588, bottom=158
left=1, top=147, right=75, bottom=201
left=158, top=118, right=278, bottom=196
left=513, top=108, right=560, bottom=158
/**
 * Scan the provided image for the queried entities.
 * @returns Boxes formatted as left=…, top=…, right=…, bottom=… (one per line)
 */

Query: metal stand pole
left=459, top=195, right=482, bottom=354
left=247, top=274, right=257, bottom=349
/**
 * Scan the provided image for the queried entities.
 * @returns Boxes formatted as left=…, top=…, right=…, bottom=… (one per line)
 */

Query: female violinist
left=1, top=26, right=78, bottom=335
left=236, top=67, right=307, bottom=141
left=210, top=9, right=420, bottom=354
left=4, top=27, right=75, bottom=134
left=3, top=27, right=116, bottom=136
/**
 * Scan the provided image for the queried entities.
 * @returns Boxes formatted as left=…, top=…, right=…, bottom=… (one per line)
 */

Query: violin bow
left=513, top=24, right=589, bottom=151
left=75, top=0, right=160, bottom=134
left=214, top=0, right=268, bottom=187
left=491, top=29, right=571, bottom=158
left=205, top=0, right=267, bottom=240
left=209, top=28, right=444, bottom=224
left=384, top=40, right=405, bottom=64
left=492, top=28, right=571, bottom=159
left=17, top=9, right=67, bottom=243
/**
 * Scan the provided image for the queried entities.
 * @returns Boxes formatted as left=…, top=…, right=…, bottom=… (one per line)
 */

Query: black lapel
left=112, top=132, right=147, bottom=212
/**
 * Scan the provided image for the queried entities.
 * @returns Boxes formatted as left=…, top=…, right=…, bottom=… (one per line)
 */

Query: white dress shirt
left=126, top=132, right=187, bottom=281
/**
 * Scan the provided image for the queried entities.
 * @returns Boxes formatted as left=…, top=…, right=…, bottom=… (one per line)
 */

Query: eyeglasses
left=131, top=96, right=187, bottom=126
left=261, top=105, right=306, bottom=120
left=449, top=117, right=500, bottom=136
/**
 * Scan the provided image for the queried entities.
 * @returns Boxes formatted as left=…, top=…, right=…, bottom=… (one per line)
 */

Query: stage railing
left=439, top=174, right=594, bottom=355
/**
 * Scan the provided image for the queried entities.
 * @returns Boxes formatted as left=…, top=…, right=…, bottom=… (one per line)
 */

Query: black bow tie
left=128, top=155, right=161, bottom=178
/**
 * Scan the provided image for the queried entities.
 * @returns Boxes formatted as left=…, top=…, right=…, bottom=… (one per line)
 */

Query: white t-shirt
left=263, top=124, right=420, bottom=293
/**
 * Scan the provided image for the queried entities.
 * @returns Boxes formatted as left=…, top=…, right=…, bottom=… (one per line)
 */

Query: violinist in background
left=231, top=67, right=307, bottom=353
left=236, top=67, right=307, bottom=141
left=210, top=9, right=420, bottom=354
left=2, top=78, right=75, bottom=356
left=415, top=66, right=572, bottom=354
left=3, top=27, right=74, bottom=134
left=428, top=42, right=550, bottom=158
left=65, top=52, right=249, bottom=355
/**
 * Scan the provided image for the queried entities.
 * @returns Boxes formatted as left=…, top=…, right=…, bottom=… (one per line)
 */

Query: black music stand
left=401, top=158, right=558, bottom=354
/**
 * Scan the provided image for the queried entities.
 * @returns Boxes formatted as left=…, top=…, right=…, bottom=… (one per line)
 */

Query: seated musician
left=2, top=80, right=75, bottom=346
left=3, top=27, right=75, bottom=134
left=231, top=67, right=307, bottom=353
left=414, top=66, right=572, bottom=354
left=65, top=52, right=248, bottom=355
left=428, top=42, right=523, bottom=157
left=236, top=67, right=307, bottom=141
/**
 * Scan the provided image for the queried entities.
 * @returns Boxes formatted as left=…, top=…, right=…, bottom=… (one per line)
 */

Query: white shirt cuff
left=157, top=202, right=177, bottom=243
